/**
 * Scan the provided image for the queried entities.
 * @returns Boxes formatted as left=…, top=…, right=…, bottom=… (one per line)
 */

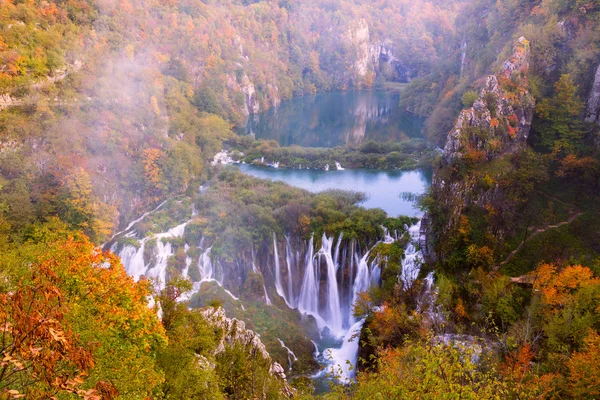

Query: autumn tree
left=566, top=330, right=600, bottom=398
left=530, top=263, right=600, bottom=353
left=0, top=220, right=167, bottom=399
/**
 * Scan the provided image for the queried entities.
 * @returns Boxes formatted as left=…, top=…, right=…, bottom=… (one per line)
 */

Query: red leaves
left=0, top=262, right=95, bottom=398
left=1, top=232, right=165, bottom=398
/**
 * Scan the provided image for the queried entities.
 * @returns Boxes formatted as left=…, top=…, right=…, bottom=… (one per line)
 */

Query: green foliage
left=534, top=74, right=586, bottom=152
left=461, top=90, right=478, bottom=107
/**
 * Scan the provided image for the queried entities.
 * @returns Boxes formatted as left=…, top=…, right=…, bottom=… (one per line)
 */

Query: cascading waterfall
left=285, top=235, right=295, bottom=308
left=199, top=246, right=213, bottom=281
left=400, top=221, right=423, bottom=288
left=273, top=233, right=290, bottom=307
left=319, top=234, right=342, bottom=335
left=298, top=235, right=323, bottom=326
left=277, top=338, right=298, bottom=371
left=114, top=203, right=424, bottom=384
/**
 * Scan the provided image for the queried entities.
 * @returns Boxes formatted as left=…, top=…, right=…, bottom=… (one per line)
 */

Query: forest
left=2, top=0, right=600, bottom=398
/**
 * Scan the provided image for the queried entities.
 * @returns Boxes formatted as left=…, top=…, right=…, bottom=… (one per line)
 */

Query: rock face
left=424, top=37, right=535, bottom=262
left=200, top=307, right=295, bottom=398
left=346, top=19, right=414, bottom=83
left=586, top=63, right=600, bottom=125
left=227, top=73, right=261, bottom=116
left=369, top=41, right=414, bottom=82
left=0, top=93, right=19, bottom=110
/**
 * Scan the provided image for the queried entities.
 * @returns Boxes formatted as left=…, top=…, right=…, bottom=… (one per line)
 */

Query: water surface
left=239, top=90, right=424, bottom=148
left=237, top=164, right=431, bottom=217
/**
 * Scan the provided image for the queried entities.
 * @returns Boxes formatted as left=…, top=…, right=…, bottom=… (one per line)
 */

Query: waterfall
left=264, top=285, right=273, bottom=306
left=117, top=222, right=187, bottom=288
left=277, top=338, right=298, bottom=371
left=460, top=37, right=468, bottom=76
left=319, top=234, right=342, bottom=335
left=324, top=318, right=365, bottom=382
left=335, top=161, right=345, bottom=170
left=115, top=204, right=428, bottom=385
left=199, top=247, right=213, bottom=281
left=273, top=233, right=288, bottom=305
left=298, top=235, right=321, bottom=322
left=285, top=235, right=295, bottom=308
left=352, top=251, right=371, bottom=304
left=400, top=221, right=423, bottom=288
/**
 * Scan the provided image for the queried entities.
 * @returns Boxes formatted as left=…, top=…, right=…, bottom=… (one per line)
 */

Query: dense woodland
left=2, top=0, right=600, bottom=398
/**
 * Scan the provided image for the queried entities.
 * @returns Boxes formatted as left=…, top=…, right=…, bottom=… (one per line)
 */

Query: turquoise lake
left=237, top=164, right=432, bottom=217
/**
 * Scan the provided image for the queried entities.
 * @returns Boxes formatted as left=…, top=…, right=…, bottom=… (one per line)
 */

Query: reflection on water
left=238, top=90, right=424, bottom=148
left=237, top=164, right=432, bottom=217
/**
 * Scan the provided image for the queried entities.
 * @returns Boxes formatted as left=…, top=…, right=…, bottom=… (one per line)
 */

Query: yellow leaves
left=152, top=51, right=170, bottom=64
left=150, top=96, right=160, bottom=116
left=125, top=44, right=135, bottom=60
left=457, top=215, right=471, bottom=236
left=454, top=298, right=469, bottom=320
left=48, top=327, right=68, bottom=344
left=531, top=263, right=600, bottom=308
left=142, top=148, right=165, bottom=188
left=566, top=330, right=600, bottom=398
left=298, top=214, right=311, bottom=235
left=0, top=36, right=8, bottom=51
left=466, top=244, right=494, bottom=269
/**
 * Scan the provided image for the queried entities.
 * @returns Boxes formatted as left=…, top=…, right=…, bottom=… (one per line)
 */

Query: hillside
left=2, top=0, right=600, bottom=398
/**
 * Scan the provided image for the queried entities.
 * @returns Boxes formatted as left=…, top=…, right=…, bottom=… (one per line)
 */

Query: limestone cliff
left=423, top=37, right=535, bottom=262
left=346, top=19, right=415, bottom=83
left=586, top=63, right=600, bottom=125
left=200, top=307, right=295, bottom=398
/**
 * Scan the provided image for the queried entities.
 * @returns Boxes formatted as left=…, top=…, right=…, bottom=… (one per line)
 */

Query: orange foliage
left=455, top=298, right=469, bottom=320
left=458, top=215, right=471, bottom=236
left=142, top=148, right=164, bottom=187
left=531, top=263, right=600, bottom=308
left=0, top=263, right=96, bottom=399
left=490, top=117, right=500, bottom=128
left=464, top=146, right=487, bottom=165
left=556, top=154, right=600, bottom=183
left=0, top=232, right=166, bottom=398
left=500, top=344, right=559, bottom=398
left=567, top=330, right=600, bottom=397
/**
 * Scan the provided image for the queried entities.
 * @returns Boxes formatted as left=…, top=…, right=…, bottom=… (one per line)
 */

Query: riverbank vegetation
left=229, top=137, right=435, bottom=171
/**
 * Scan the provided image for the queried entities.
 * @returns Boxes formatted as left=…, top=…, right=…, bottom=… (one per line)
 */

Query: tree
left=0, top=221, right=167, bottom=399
left=534, top=74, right=585, bottom=152
left=567, top=330, right=600, bottom=398
left=530, top=263, right=600, bottom=353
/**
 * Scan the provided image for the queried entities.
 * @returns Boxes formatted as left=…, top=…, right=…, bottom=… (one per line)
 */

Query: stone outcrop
left=200, top=307, right=295, bottom=398
left=424, top=37, right=535, bottom=262
left=346, top=19, right=414, bottom=83
left=586, top=63, right=600, bottom=125
left=227, top=72, right=260, bottom=116
left=0, top=60, right=82, bottom=110
left=0, top=93, right=20, bottom=110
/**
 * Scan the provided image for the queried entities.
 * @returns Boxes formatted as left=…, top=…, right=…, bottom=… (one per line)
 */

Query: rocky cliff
left=201, top=307, right=295, bottom=398
left=586, top=63, right=600, bottom=125
left=424, top=37, right=535, bottom=262
left=346, top=19, right=415, bottom=83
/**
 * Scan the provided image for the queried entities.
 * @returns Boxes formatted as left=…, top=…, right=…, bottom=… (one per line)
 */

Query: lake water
left=238, top=90, right=424, bottom=148
left=237, top=164, right=431, bottom=217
